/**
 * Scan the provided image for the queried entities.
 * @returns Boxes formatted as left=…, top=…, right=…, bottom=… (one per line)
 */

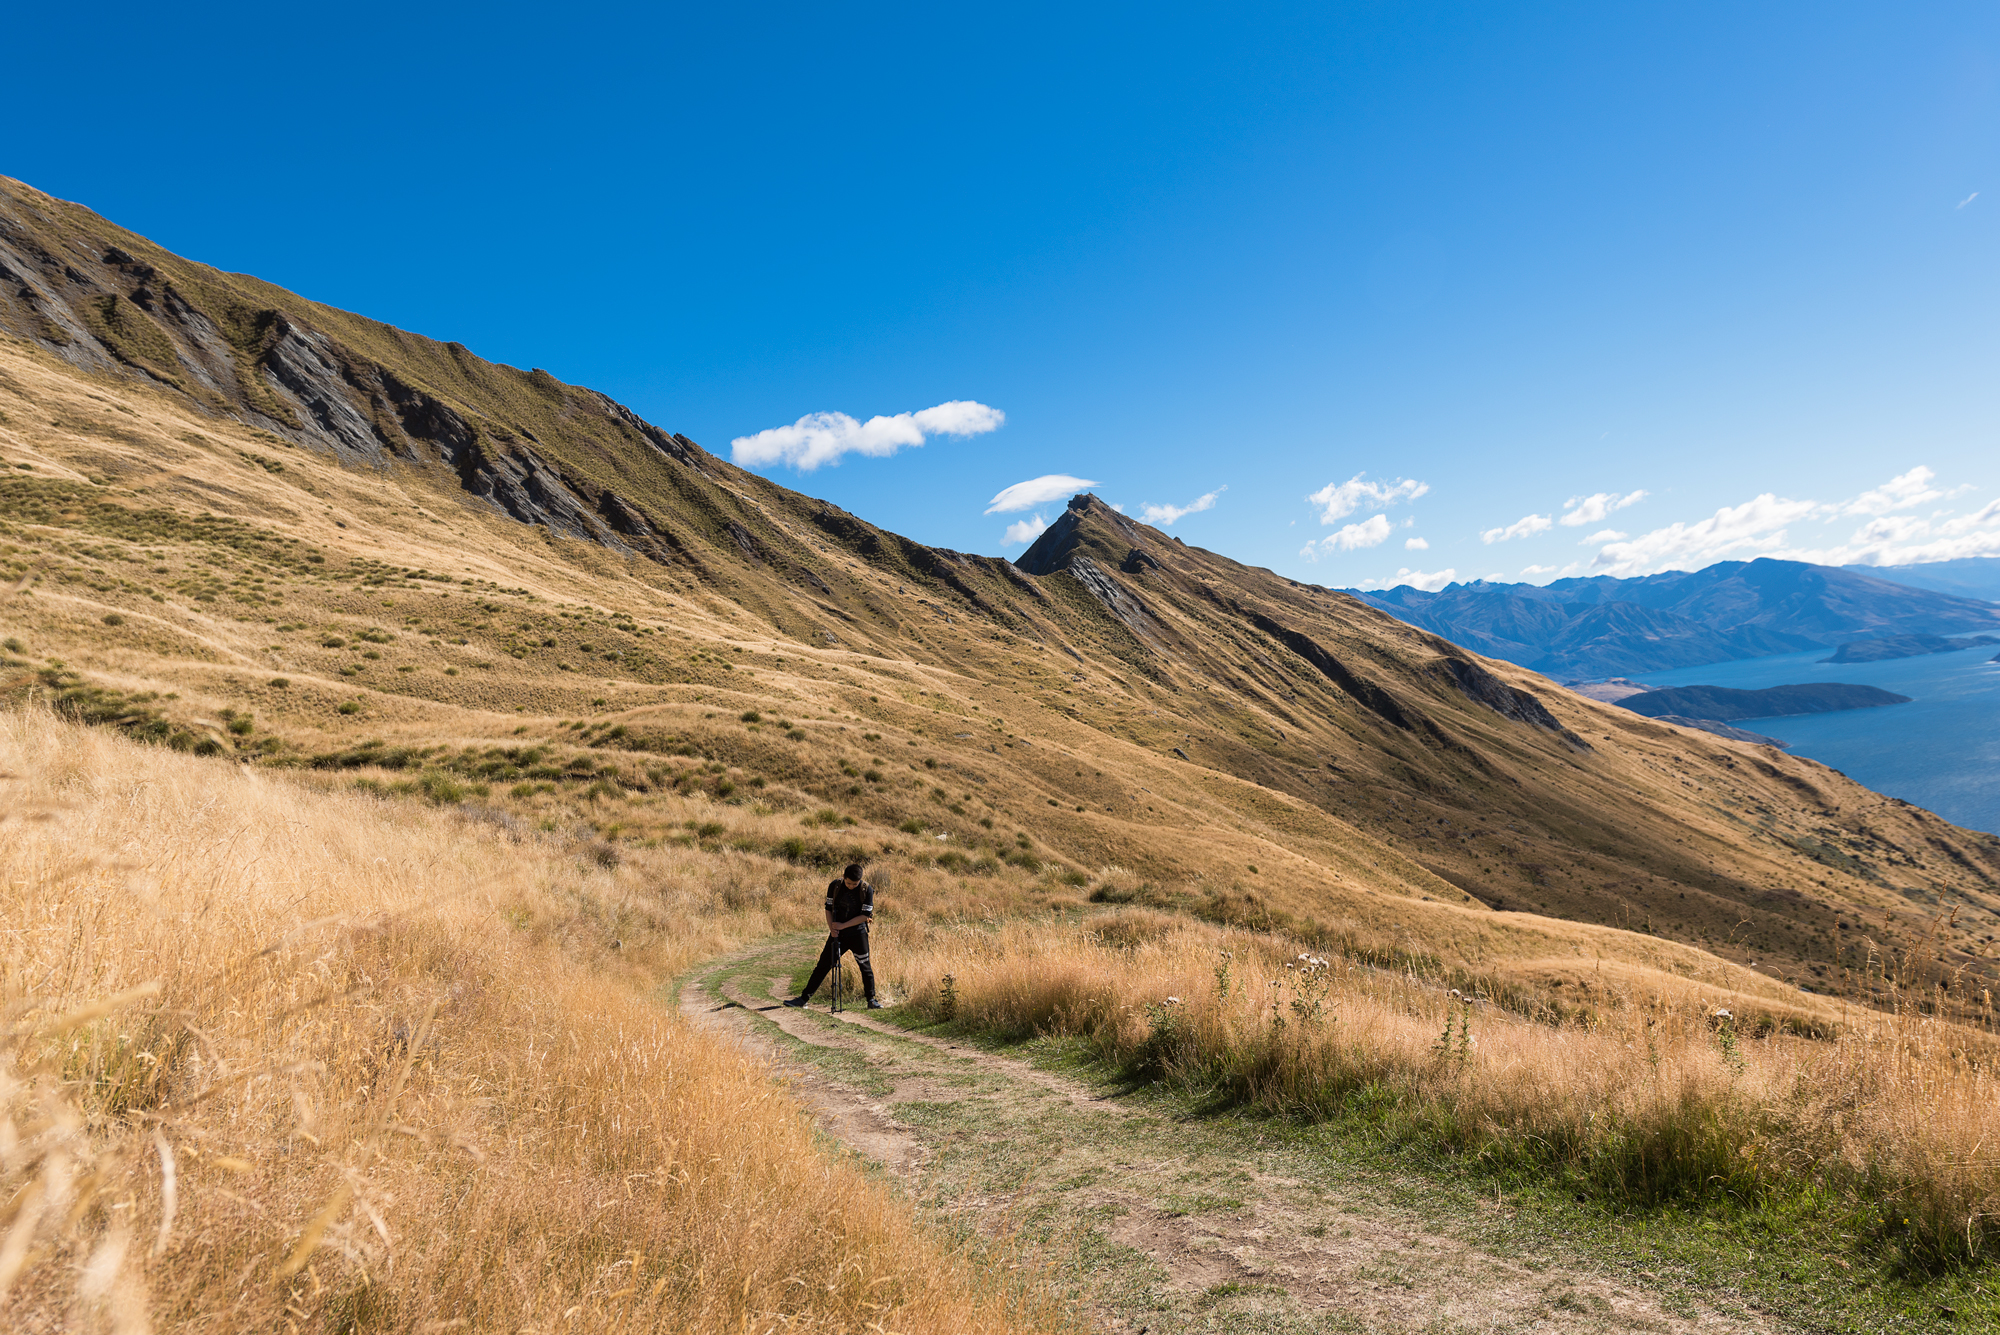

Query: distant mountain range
left=1845, top=556, right=2000, bottom=604
left=1347, top=558, right=2000, bottom=679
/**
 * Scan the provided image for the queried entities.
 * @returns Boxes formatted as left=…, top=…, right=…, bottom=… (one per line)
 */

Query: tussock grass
left=892, top=911, right=2000, bottom=1273
left=0, top=709, right=1062, bottom=1333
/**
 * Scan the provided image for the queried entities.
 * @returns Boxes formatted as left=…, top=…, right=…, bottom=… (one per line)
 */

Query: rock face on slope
left=0, top=176, right=716, bottom=567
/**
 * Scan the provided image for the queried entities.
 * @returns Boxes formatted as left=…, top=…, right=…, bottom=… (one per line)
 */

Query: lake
left=1630, top=644, right=2000, bottom=835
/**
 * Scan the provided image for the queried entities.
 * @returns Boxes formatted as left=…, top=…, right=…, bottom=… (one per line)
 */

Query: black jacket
left=825, top=878, right=873, bottom=926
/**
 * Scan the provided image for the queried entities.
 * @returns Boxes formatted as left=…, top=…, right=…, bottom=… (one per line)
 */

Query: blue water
left=1630, top=646, right=2000, bottom=834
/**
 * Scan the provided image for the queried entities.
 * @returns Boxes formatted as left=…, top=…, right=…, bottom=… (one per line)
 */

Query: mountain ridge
left=4, top=174, right=1999, bottom=1017
left=1845, top=555, right=2000, bottom=604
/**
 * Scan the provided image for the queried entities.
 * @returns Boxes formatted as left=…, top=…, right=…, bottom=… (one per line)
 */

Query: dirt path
left=680, top=937, right=1777, bottom=1334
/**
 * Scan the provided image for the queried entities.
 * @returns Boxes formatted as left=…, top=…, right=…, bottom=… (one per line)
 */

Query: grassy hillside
left=5, top=173, right=2000, bottom=1323
left=6, top=171, right=1998, bottom=1009
left=0, top=709, right=1067, bottom=1332
left=9, top=323, right=1997, bottom=1021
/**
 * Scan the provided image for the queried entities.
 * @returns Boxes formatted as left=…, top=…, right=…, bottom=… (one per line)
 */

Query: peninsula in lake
left=1820, top=634, right=1998, bottom=664
left=1617, top=682, right=1912, bottom=723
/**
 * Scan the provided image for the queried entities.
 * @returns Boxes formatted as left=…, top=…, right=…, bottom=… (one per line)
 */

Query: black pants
left=803, top=924, right=874, bottom=1001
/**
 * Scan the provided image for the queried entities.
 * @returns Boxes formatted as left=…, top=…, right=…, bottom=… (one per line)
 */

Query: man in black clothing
left=785, top=862, right=883, bottom=1009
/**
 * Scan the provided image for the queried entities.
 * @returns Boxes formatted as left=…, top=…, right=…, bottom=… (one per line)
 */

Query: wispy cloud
left=1559, top=489, right=1648, bottom=526
left=1480, top=513, right=1553, bottom=544
left=986, top=474, right=1098, bottom=514
left=1842, top=465, right=1944, bottom=516
left=1581, top=529, right=1626, bottom=545
left=1002, top=514, right=1048, bottom=546
left=732, top=400, right=1003, bottom=470
left=1520, top=564, right=1560, bottom=576
left=1404, top=536, right=1429, bottom=550
left=1586, top=467, right=2000, bottom=576
left=1353, top=566, right=1458, bottom=592
left=1958, top=192, right=1980, bottom=209
left=1139, top=486, right=1225, bottom=527
left=1307, top=474, right=1429, bottom=524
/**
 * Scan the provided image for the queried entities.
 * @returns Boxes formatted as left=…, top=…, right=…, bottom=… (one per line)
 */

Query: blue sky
left=10, top=2, right=1998, bottom=589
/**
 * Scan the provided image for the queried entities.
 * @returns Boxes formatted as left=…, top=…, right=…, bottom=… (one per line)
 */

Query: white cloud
left=1331, top=515, right=1393, bottom=550
left=1299, top=514, right=1395, bottom=561
left=732, top=400, right=1004, bottom=470
left=1307, top=474, right=1429, bottom=523
left=986, top=474, right=1099, bottom=514
left=1559, top=489, right=1648, bottom=527
left=1960, top=496, right=2000, bottom=527
left=1404, top=536, right=1429, bottom=550
left=1585, top=469, right=2000, bottom=576
left=1589, top=493, right=1820, bottom=575
left=1520, top=564, right=1559, bottom=576
left=1851, top=515, right=1926, bottom=545
left=1480, top=513, right=1553, bottom=544
left=1353, top=567, right=1458, bottom=592
left=1002, top=514, right=1048, bottom=546
left=1139, top=486, right=1225, bottom=527
left=1581, top=529, right=1626, bottom=545
left=1958, top=192, right=1979, bottom=209
left=1843, top=465, right=1944, bottom=516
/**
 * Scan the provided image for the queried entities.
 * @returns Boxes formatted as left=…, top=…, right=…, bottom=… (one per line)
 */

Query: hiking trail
left=680, top=935, right=1775, bottom=1334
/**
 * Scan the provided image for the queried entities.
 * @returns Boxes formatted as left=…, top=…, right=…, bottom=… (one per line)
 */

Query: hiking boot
left=867, top=998, right=886, bottom=1009
left=783, top=996, right=810, bottom=1008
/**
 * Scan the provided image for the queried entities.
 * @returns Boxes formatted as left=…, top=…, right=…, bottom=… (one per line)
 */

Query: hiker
left=785, top=862, right=882, bottom=1009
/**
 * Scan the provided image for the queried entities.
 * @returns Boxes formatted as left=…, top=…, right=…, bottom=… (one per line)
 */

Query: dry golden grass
left=889, top=910, right=2000, bottom=1268
left=7, top=197, right=2000, bottom=1311
left=0, top=707, right=1065, bottom=1333
left=6, top=324, right=1999, bottom=1024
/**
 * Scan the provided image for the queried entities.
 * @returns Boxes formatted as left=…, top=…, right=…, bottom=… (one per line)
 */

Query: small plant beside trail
left=1432, top=991, right=1474, bottom=1065
left=1712, top=1007, right=1746, bottom=1075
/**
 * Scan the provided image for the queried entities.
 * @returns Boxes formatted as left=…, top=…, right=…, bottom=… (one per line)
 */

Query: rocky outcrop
left=257, top=315, right=386, bottom=461
left=0, top=177, right=728, bottom=569
left=1121, top=546, right=1163, bottom=575
left=1438, top=656, right=1586, bottom=748
left=1014, top=500, right=1088, bottom=576
left=1067, top=555, right=1167, bottom=649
